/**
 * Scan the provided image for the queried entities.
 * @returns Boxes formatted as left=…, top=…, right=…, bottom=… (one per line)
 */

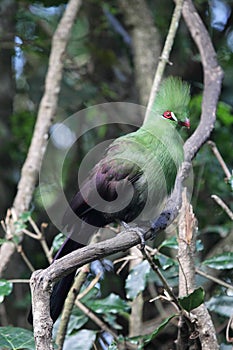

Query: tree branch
left=0, top=0, right=82, bottom=276
left=177, top=190, right=219, bottom=349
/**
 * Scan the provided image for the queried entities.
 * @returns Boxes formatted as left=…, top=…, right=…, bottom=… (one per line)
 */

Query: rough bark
left=177, top=190, right=219, bottom=350
left=118, top=0, right=161, bottom=106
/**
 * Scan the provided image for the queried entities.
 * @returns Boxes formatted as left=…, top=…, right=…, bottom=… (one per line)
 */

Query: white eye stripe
left=171, top=112, right=177, bottom=121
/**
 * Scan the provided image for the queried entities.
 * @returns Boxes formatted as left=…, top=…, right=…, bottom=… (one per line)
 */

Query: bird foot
left=150, top=211, right=171, bottom=239
left=121, top=222, right=146, bottom=250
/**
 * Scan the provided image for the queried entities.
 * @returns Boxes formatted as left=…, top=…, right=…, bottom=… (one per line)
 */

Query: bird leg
left=121, top=221, right=146, bottom=249
left=150, top=210, right=172, bottom=239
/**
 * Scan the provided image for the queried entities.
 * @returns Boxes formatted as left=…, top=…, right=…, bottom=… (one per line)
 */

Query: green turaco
left=28, top=76, right=191, bottom=324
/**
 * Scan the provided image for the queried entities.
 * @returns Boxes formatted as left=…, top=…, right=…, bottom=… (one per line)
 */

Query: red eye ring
left=163, top=110, right=172, bottom=119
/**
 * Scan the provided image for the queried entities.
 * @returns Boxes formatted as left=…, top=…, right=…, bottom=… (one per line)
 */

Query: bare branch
left=75, top=299, right=118, bottom=339
left=55, top=265, right=90, bottom=350
left=0, top=0, right=82, bottom=276
left=182, top=0, right=224, bottom=160
left=177, top=190, right=219, bottom=350
left=16, top=245, right=35, bottom=273
left=196, top=268, right=233, bottom=291
left=129, top=247, right=143, bottom=340
left=208, top=141, right=232, bottom=180
left=211, top=195, right=233, bottom=220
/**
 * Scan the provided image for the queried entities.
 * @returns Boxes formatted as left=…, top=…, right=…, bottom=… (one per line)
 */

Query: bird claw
left=121, top=222, right=146, bottom=250
left=150, top=211, right=171, bottom=239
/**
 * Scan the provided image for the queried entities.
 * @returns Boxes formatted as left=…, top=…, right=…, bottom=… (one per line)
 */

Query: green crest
left=152, top=77, right=190, bottom=120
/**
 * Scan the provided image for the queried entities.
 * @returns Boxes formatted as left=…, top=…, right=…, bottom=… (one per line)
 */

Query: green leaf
left=156, top=254, right=176, bottom=270
left=0, top=326, right=35, bottom=349
left=19, top=211, right=31, bottom=222
left=196, top=239, right=204, bottom=252
left=203, top=252, right=233, bottom=270
left=0, top=238, right=8, bottom=246
left=127, top=314, right=177, bottom=348
left=229, top=175, right=233, bottom=191
left=0, top=280, right=13, bottom=303
left=63, top=329, right=96, bottom=350
left=206, top=295, right=233, bottom=317
left=14, top=211, right=31, bottom=234
left=148, top=264, right=179, bottom=288
left=14, top=221, right=27, bottom=233
left=88, top=293, right=130, bottom=315
left=103, top=313, right=122, bottom=330
left=125, top=260, right=150, bottom=299
left=51, top=233, right=66, bottom=253
left=158, top=236, right=178, bottom=250
left=178, top=287, right=205, bottom=312
left=217, top=101, right=233, bottom=126
left=108, top=342, right=118, bottom=350
left=66, top=315, right=88, bottom=335
left=143, top=314, right=177, bottom=344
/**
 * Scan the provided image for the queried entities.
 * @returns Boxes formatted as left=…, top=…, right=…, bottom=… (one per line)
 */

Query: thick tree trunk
left=0, top=0, right=17, bottom=216
left=119, top=0, right=161, bottom=106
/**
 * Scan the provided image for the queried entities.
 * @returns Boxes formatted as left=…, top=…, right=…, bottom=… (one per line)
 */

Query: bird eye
left=163, top=111, right=172, bottom=119
left=162, top=110, right=177, bottom=122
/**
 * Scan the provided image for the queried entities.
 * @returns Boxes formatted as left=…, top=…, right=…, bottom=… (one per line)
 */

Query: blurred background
left=0, top=0, right=232, bottom=349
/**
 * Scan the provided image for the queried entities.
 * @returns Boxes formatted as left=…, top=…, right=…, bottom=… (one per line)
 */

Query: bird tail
left=50, top=238, right=84, bottom=322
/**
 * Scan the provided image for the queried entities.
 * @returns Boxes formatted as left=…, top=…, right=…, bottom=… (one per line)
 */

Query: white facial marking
left=171, top=112, right=177, bottom=122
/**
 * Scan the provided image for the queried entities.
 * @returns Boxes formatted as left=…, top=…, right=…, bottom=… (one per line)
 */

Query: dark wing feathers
left=62, top=149, right=144, bottom=229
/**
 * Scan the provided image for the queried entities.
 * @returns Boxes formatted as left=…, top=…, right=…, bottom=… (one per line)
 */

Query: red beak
left=179, top=118, right=190, bottom=129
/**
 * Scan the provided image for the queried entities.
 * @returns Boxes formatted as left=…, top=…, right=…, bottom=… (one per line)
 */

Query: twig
left=142, top=247, right=181, bottom=311
left=23, top=219, right=52, bottom=263
left=129, top=247, right=143, bottom=341
left=22, top=229, right=38, bottom=240
left=208, top=141, right=232, bottom=180
left=16, top=245, right=35, bottom=273
left=56, top=233, right=101, bottom=350
left=28, top=1, right=83, bottom=349
left=144, top=0, right=184, bottom=122
left=148, top=283, right=168, bottom=319
left=114, top=254, right=139, bottom=275
left=75, top=299, right=118, bottom=339
left=55, top=265, right=90, bottom=350
left=196, top=268, right=233, bottom=291
left=7, top=279, right=31, bottom=283
left=211, top=195, right=233, bottom=220
left=77, top=273, right=101, bottom=300
left=226, top=315, right=233, bottom=343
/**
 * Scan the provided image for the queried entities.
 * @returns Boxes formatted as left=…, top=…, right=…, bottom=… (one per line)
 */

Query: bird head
left=162, top=110, right=190, bottom=129
left=150, top=77, right=191, bottom=129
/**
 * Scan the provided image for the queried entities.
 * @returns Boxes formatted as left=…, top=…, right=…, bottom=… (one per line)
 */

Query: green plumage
left=42, top=76, right=191, bottom=323
left=67, top=76, right=191, bottom=225
left=152, top=76, right=190, bottom=119
left=103, top=77, right=190, bottom=218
